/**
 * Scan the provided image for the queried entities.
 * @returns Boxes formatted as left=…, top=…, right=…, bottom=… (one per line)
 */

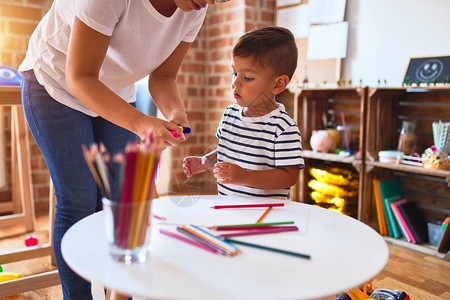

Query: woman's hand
left=168, top=109, right=191, bottom=141
left=139, top=116, right=183, bottom=147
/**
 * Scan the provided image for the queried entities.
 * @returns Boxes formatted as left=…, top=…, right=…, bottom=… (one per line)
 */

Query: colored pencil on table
left=225, top=238, right=311, bottom=259
left=211, top=203, right=284, bottom=209
left=212, top=225, right=298, bottom=231
left=190, top=224, right=239, bottom=252
left=256, top=207, right=272, bottom=223
left=153, top=214, right=167, bottom=220
left=180, top=225, right=238, bottom=255
left=160, top=229, right=223, bottom=255
left=219, top=226, right=298, bottom=238
left=176, top=227, right=229, bottom=255
left=209, top=221, right=294, bottom=229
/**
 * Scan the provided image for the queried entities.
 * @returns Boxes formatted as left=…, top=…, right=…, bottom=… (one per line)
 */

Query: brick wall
left=0, top=0, right=275, bottom=211
left=0, top=0, right=53, bottom=211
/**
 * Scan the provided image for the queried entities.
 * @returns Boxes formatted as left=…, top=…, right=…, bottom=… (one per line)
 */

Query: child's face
left=231, top=56, right=281, bottom=114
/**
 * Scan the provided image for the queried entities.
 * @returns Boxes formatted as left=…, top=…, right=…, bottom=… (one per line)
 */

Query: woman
left=19, top=0, right=215, bottom=298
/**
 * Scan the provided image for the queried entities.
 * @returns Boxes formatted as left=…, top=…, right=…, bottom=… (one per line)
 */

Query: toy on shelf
left=0, top=272, right=24, bottom=283
left=422, top=121, right=450, bottom=170
left=308, top=166, right=359, bottom=215
left=24, top=235, right=39, bottom=247
left=310, top=130, right=334, bottom=153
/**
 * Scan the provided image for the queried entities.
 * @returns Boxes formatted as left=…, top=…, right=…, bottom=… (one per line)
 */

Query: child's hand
left=213, top=162, right=246, bottom=185
left=182, top=156, right=207, bottom=180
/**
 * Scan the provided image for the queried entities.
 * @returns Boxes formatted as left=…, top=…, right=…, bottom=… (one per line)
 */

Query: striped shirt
left=216, top=103, right=304, bottom=199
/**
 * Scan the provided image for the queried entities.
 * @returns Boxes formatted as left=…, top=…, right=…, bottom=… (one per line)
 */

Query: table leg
left=107, top=290, right=130, bottom=300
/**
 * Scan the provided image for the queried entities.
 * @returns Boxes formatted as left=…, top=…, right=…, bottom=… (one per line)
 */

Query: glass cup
left=102, top=198, right=152, bottom=264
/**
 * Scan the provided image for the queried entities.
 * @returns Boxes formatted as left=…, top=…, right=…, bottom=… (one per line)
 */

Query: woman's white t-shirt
left=19, top=0, right=207, bottom=116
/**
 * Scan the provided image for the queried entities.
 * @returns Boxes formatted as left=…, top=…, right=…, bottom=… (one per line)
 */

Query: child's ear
left=273, top=75, right=290, bottom=94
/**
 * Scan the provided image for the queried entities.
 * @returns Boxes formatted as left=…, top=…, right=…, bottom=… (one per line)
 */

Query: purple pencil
left=219, top=226, right=298, bottom=238
left=213, top=225, right=298, bottom=231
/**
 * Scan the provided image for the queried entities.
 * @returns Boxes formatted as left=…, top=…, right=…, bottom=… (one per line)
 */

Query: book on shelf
left=396, top=201, right=428, bottom=244
left=378, top=178, right=403, bottom=238
left=390, top=199, right=416, bottom=243
left=373, top=179, right=387, bottom=236
left=385, top=196, right=405, bottom=239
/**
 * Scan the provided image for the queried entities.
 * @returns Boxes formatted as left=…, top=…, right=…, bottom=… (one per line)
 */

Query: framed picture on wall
left=404, top=55, right=450, bottom=83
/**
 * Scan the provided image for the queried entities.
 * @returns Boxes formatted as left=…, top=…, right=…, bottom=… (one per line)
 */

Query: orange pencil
left=256, top=207, right=272, bottom=223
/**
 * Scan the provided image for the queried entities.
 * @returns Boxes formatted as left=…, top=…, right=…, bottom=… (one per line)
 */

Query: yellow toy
left=0, top=272, right=24, bottom=282
left=310, top=191, right=345, bottom=208
left=309, top=167, right=359, bottom=188
left=308, top=180, right=358, bottom=198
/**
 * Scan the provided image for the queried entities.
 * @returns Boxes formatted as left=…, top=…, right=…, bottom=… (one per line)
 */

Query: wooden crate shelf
left=289, top=86, right=450, bottom=256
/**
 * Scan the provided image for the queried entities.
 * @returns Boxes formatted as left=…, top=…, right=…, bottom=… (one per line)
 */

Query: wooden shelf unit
left=286, top=86, right=450, bottom=255
left=362, top=87, right=450, bottom=245
left=286, top=87, right=367, bottom=221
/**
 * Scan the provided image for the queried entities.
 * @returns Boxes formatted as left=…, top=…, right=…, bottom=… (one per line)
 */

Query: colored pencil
left=176, top=227, right=229, bottom=255
left=153, top=214, right=167, bottom=220
left=211, top=203, right=284, bottom=209
left=212, top=225, right=298, bottom=231
left=116, top=145, right=137, bottom=248
left=225, top=238, right=311, bottom=259
left=160, top=229, right=222, bottom=255
left=256, top=207, right=272, bottom=223
left=190, top=224, right=239, bottom=252
left=219, top=226, right=298, bottom=238
left=209, top=221, right=294, bottom=229
left=180, top=225, right=238, bottom=255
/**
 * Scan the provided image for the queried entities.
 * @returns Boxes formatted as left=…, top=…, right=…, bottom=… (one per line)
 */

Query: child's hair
left=232, top=26, right=298, bottom=80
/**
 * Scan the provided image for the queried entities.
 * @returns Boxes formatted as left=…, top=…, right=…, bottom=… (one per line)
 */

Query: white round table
left=61, top=195, right=388, bottom=299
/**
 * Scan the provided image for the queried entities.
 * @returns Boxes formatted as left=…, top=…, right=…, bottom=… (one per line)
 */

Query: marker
left=170, top=130, right=179, bottom=138
left=170, top=127, right=191, bottom=138
left=179, top=126, right=191, bottom=134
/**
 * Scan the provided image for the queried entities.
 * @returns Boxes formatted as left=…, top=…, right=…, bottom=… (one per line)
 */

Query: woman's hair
left=232, top=26, right=298, bottom=80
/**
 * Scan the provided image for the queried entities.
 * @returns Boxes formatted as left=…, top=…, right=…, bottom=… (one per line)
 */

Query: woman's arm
left=66, top=17, right=180, bottom=144
left=213, top=163, right=300, bottom=189
left=148, top=41, right=192, bottom=133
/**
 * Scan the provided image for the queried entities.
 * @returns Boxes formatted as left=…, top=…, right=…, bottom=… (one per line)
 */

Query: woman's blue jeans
left=21, top=70, right=137, bottom=299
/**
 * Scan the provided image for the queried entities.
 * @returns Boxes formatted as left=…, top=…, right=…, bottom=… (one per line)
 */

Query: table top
left=61, top=195, right=388, bottom=300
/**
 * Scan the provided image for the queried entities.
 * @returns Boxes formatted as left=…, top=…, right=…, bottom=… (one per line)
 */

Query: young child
left=183, top=26, right=304, bottom=199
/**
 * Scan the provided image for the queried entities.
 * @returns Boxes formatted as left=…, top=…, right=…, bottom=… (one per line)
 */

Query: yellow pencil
left=256, top=207, right=272, bottom=223
left=130, top=151, right=156, bottom=248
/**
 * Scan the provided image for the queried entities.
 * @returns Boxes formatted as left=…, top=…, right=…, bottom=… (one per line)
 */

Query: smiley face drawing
left=415, top=59, right=443, bottom=81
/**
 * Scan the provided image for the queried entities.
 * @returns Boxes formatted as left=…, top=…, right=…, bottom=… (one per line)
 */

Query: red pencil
left=211, top=203, right=284, bottom=209
left=219, top=226, right=298, bottom=238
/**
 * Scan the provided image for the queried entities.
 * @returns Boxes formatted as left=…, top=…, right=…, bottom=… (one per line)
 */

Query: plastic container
left=427, top=222, right=444, bottom=247
left=378, top=150, right=404, bottom=164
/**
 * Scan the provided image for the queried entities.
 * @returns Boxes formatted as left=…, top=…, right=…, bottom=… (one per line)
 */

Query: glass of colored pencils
left=82, top=135, right=163, bottom=263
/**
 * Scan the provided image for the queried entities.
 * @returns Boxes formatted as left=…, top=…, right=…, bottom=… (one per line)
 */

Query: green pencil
left=209, top=221, right=294, bottom=229
left=225, top=238, right=311, bottom=260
